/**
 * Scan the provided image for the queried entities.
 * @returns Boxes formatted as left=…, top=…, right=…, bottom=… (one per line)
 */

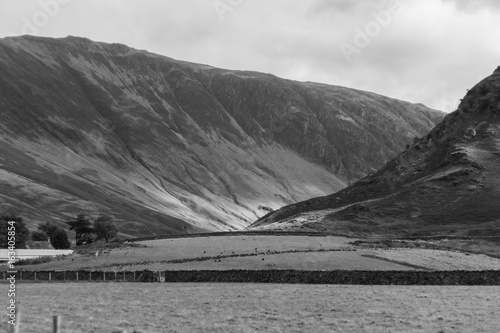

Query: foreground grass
left=7, top=283, right=500, bottom=333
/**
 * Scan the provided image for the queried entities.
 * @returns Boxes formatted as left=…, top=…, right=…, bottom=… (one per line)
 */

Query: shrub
left=16, top=256, right=54, bottom=266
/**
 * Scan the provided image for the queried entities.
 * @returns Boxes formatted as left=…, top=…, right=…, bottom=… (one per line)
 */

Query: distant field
left=369, top=249, right=500, bottom=271
left=8, top=283, right=500, bottom=333
left=12, top=235, right=500, bottom=271
left=120, top=251, right=416, bottom=271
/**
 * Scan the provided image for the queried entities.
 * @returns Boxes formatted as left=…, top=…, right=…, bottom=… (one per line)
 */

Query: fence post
left=63, top=271, right=66, bottom=281
left=8, top=306, right=21, bottom=333
left=53, top=316, right=61, bottom=333
left=76, top=271, right=78, bottom=281
left=115, top=271, right=117, bottom=282
left=89, top=271, right=92, bottom=281
left=49, top=272, right=51, bottom=281
left=19, top=271, right=22, bottom=281
left=104, top=272, right=106, bottom=282
left=133, top=271, right=136, bottom=282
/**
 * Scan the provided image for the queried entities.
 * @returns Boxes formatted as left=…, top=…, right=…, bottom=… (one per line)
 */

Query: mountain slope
left=0, top=35, right=443, bottom=236
left=251, top=67, right=500, bottom=238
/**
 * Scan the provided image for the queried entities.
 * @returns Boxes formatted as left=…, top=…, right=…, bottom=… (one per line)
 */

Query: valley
left=2, top=2, right=500, bottom=333
left=2, top=37, right=499, bottom=274
left=0, top=35, right=443, bottom=235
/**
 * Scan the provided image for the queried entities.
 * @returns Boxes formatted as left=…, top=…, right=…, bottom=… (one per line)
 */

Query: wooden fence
left=1, top=270, right=159, bottom=282
left=6, top=313, right=129, bottom=333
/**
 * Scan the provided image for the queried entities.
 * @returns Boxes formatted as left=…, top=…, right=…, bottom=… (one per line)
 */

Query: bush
left=16, top=256, right=54, bottom=266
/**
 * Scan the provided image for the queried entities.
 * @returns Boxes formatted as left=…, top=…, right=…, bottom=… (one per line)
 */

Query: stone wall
left=2, top=270, right=499, bottom=285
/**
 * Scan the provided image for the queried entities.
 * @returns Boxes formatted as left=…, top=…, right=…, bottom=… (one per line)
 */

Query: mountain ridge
left=251, top=67, right=500, bottom=238
left=0, top=35, right=443, bottom=236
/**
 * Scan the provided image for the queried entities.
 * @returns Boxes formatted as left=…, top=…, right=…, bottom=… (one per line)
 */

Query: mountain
left=251, top=68, right=500, bottom=238
left=0, top=35, right=443, bottom=237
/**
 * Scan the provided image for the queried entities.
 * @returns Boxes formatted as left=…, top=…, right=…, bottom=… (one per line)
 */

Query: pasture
left=5, top=234, right=500, bottom=332
left=12, top=235, right=500, bottom=271
left=7, top=283, right=500, bottom=333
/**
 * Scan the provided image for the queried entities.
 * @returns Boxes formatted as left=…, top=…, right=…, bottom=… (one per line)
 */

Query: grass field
left=367, top=249, right=500, bottom=271
left=118, top=251, right=417, bottom=271
left=6, top=283, right=500, bottom=333
left=13, top=235, right=500, bottom=272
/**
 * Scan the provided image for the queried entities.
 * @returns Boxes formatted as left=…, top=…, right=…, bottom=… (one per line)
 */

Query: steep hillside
left=251, top=67, right=500, bottom=238
left=0, top=36, right=443, bottom=236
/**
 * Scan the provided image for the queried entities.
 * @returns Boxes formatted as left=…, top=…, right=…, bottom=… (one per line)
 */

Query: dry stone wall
left=2, top=270, right=499, bottom=285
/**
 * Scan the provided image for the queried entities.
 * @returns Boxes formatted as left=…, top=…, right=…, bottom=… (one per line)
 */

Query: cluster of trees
left=0, top=213, right=118, bottom=249
left=31, top=221, right=71, bottom=249
left=66, top=214, right=117, bottom=245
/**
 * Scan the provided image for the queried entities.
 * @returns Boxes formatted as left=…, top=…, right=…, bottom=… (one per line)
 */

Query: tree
left=38, top=222, right=59, bottom=238
left=50, top=228, right=71, bottom=249
left=37, top=222, right=71, bottom=248
left=93, top=215, right=117, bottom=243
left=30, top=231, right=48, bottom=242
left=0, top=214, right=30, bottom=249
left=66, top=214, right=95, bottom=246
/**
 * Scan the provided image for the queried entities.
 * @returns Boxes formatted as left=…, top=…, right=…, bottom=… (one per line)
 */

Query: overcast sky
left=1, top=0, right=499, bottom=112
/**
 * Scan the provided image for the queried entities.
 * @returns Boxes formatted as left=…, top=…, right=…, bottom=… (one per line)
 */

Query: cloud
left=442, top=0, right=500, bottom=12
left=307, top=0, right=392, bottom=16
left=0, top=0, right=499, bottom=113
